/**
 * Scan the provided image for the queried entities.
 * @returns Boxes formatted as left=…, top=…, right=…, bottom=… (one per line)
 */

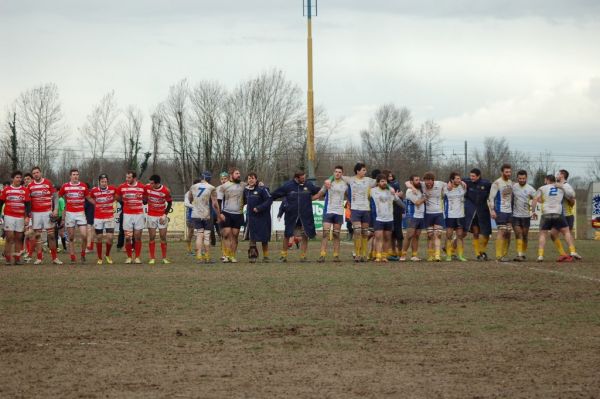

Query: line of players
left=183, top=162, right=582, bottom=264
left=0, top=168, right=172, bottom=265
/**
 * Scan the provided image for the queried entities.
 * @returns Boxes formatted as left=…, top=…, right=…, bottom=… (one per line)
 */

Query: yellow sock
left=300, top=252, right=306, bottom=259
left=280, top=250, right=288, bottom=257
left=457, top=242, right=464, bottom=257
left=434, top=249, right=440, bottom=258
left=320, top=250, right=326, bottom=257
left=376, top=252, right=382, bottom=260
left=412, top=251, right=418, bottom=257
left=523, top=240, right=528, bottom=253
left=263, top=249, right=269, bottom=257
left=496, top=238, right=504, bottom=258
left=354, top=237, right=361, bottom=256
left=333, top=252, right=339, bottom=257
left=480, top=236, right=489, bottom=252
left=503, top=239, right=510, bottom=257
left=361, top=237, right=369, bottom=257
left=473, top=239, right=480, bottom=256
left=382, top=251, right=389, bottom=259
left=568, top=245, right=576, bottom=254
left=516, top=239, right=523, bottom=255
left=538, top=248, right=544, bottom=257
left=554, top=239, right=566, bottom=255
left=446, top=245, right=453, bottom=257
left=401, top=250, right=407, bottom=257
left=187, top=241, right=192, bottom=252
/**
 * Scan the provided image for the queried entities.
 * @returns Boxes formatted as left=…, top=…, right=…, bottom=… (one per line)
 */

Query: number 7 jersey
left=190, top=182, right=216, bottom=219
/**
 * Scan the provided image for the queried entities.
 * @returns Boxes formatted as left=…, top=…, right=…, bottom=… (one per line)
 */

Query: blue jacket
left=271, top=179, right=320, bottom=238
left=243, top=185, right=273, bottom=243
left=463, top=177, right=492, bottom=235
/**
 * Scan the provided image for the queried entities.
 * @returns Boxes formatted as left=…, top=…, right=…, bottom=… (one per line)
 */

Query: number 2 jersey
left=536, top=184, right=566, bottom=215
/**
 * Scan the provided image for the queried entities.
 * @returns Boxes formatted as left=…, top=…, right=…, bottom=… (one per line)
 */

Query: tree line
left=2, top=69, right=597, bottom=195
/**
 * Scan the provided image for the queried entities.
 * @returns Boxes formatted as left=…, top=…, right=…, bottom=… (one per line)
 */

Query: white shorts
left=65, top=211, right=87, bottom=228
left=123, top=213, right=145, bottom=231
left=146, top=215, right=168, bottom=230
left=4, top=215, right=25, bottom=232
left=32, top=211, right=54, bottom=230
left=94, top=218, right=116, bottom=231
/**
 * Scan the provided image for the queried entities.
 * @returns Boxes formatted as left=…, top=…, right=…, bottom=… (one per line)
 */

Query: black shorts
left=425, top=213, right=444, bottom=228
left=323, top=213, right=343, bottom=225
left=540, top=214, right=568, bottom=231
left=221, top=212, right=244, bottom=229
left=192, top=218, right=211, bottom=230
left=565, top=215, right=575, bottom=230
left=495, top=212, right=512, bottom=226
left=373, top=220, right=394, bottom=231
left=407, top=217, right=425, bottom=230
left=512, top=217, right=531, bottom=229
left=445, top=217, right=466, bottom=229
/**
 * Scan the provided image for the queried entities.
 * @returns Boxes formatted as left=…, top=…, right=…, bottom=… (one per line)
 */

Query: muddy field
left=1, top=240, right=599, bottom=398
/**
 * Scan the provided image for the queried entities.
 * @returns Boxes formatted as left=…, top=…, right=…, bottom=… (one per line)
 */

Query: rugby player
left=511, top=170, right=536, bottom=261
left=29, top=167, right=62, bottom=264
left=444, top=172, right=467, bottom=261
left=0, top=171, right=31, bottom=265
left=314, top=166, right=348, bottom=263
left=551, top=169, right=581, bottom=260
left=400, top=175, right=425, bottom=262
left=146, top=175, right=173, bottom=264
left=115, top=171, right=146, bottom=264
left=488, top=164, right=513, bottom=262
left=87, top=174, right=117, bottom=265
left=189, top=172, right=220, bottom=263
left=464, top=169, right=492, bottom=260
left=217, top=168, right=245, bottom=263
left=57, top=169, right=89, bottom=264
left=531, top=175, right=580, bottom=262
left=370, top=174, right=403, bottom=262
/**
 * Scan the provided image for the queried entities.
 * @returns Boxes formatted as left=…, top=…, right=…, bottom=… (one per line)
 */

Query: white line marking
left=507, top=262, right=600, bottom=284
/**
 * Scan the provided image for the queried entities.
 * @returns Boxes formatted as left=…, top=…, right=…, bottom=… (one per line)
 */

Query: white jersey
left=189, top=182, right=215, bottom=219
left=419, top=181, right=445, bottom=214
left=512, top=183, right=536, bottom=218
left=370, top=187, right=400, bottom=222
left=443, top=185, right=465, bottom=218
left=218, top=181, right=245, bottom=214
left=342, top=176, right=376, bottom=211
left=405, top=190, right=425, bottom=218
left=321, top=179, right=348, bottom=216
left=489, top=178, right=513, bottom=213
left=536, top=184, right=564, bottom=215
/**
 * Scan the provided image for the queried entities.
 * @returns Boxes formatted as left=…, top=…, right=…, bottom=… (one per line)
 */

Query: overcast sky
left=1, top=0, right=599, bottom=175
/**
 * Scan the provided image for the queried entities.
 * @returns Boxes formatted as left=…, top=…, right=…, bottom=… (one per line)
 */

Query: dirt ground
left=1, top=240, right=599, bottom=398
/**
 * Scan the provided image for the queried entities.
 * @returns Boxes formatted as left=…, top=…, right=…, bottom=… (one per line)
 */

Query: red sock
left=96, top=242, right=103, bottom=259
left=37, top=251, right=43, bottom=260
left=160, top=242, right=167, bottom=258
left=134, top=241, right=142, bottom=258
left=27, top=239, right=33, bottom=256
left=50, top=248, right=57, bottom=260
left=81, top=249, right=86, bottom=258
left=15, top=255, right=21, bottom=261
left=149, top=241, right=156, bottom=259
left=5, top=253, right=11, bottom=261
left=105, top=242, right=112, bottom=256
left=70, top=254, right=76, bottom=261
left=87, top=243, right=93, bottom=251
left=125, top=241, right=132, bottom=257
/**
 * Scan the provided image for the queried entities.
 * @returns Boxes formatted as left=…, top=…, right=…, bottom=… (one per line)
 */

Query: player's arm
left=487, top=182, right=499, bottom=218
left=530, top=191, right=542, bottom=219
left=210, top=190, right=220, bottom=215
left=86, top=191, right=96, bottom=205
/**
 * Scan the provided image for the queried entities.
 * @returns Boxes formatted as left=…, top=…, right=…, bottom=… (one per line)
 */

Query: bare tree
left=118, top=106, right=143, bottom=172
left=160, top=79, right=193, bottom=187
left=418, top=119, right=442, bottom=169
left=473, top=137, right=511, bottom=179
left=16, top=83, right=64, bottom=171
left=150, top=111, right=162, bottom=175
left=587, top=157, right=600, bottom=181
left=361, top=104, right=418, bottom=168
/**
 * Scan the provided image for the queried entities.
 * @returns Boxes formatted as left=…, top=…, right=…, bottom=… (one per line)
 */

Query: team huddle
left=0, top=162, right=582, bottom=265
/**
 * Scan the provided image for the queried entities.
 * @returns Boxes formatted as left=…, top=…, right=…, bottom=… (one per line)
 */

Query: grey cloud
left=2, top=0, right=600, bottom=21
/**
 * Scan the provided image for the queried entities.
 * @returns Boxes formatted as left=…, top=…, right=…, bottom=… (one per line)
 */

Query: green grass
left=0, top=239, right=599, bottom=398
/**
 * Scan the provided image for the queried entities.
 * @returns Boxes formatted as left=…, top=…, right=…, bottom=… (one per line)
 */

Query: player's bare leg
left=221, top=227, right=231, bottom=262
left=560, top=227, right=580, bottom=260
left=373, top=230, right=384, bottom=262
left=280, top=235, right=289, bottom=262
left=261, top=242, right=269, bottom=262
left=400, top=228, right=413, bottom=261
left=299, top=232, right=309, bottom=261
left=124, top=231, right=134, bottom=263
left=537, top=229, right=550, bottom=261
left=4, top=230, right=14, bottom=264
left=352, top=222, right=362, bottom=261
left=195, top=228, right=206, bottom=263
left=361, top=222, right=370, bottom=262
left=67, top=226, right=76, bottom=263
